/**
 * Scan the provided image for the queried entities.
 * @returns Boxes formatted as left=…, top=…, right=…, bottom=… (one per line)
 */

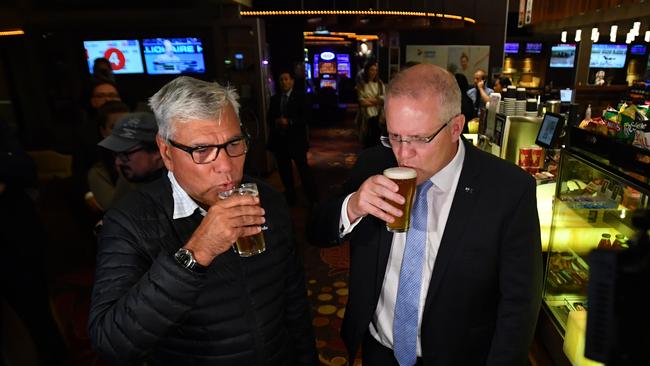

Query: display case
left=543, top=145, right=649, bottom=334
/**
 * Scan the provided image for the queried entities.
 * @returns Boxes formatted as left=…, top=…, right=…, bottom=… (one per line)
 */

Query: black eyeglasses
left=115, top=147, right=145, bottom=162
left=168, top=136, right=249, bottom=164
left=380, top=114, right=460, bottom=148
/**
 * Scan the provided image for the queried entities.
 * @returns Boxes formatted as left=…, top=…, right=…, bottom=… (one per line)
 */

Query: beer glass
left=218, top=183, right=266, bottom=257
left=383, top=167, right=417, bottom=232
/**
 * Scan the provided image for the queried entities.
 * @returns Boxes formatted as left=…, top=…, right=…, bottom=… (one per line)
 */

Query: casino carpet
left=37, top=107, right=364, bottom=365
left=266, top=108, right=363, bottom=366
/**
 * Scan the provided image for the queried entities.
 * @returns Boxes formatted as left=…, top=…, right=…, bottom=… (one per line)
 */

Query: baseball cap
left=98, top=112, right=159, bottom=152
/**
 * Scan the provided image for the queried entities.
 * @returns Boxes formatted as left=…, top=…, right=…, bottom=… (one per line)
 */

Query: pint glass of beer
left=218, top=183, right=266, bottom=257
left=383, top=167, right=417, bottom=232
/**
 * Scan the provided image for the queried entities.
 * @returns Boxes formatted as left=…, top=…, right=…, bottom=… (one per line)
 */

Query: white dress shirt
left=168, top=171, right=206, bottom=219
left=339, top=141, right=465, bottom=356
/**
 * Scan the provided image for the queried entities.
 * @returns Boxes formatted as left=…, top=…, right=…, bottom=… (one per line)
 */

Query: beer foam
left=383, top=167, right=416, bottom=179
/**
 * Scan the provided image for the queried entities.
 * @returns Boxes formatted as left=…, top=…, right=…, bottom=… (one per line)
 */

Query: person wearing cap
left=88, top=76, right=317, bottom=365
left=85, top=101, right=130, bottom=212
left=91, top=112, right=164, bottom=211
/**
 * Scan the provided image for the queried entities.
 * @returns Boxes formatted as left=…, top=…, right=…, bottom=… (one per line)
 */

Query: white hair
left=148, top=76, right=240, bottom=141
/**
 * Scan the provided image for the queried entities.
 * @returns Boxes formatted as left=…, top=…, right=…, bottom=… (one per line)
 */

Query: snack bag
left=618, top=104, right=637, bottom=142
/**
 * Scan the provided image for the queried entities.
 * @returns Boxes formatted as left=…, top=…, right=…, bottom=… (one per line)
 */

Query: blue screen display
left=142, top=37, right=206, bottom=74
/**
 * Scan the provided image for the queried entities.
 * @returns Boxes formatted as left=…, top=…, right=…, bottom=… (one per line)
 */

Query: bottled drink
left=597, top=233, right=612, bottom=249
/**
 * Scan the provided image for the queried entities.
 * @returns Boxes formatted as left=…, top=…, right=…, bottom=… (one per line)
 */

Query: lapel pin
left=464, top=187, right=474, bottom=194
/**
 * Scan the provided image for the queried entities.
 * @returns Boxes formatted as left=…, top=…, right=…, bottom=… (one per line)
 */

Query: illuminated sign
left=320, top=51, right=335, bottom=61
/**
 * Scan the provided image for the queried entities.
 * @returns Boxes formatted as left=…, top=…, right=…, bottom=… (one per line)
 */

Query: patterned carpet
left=269, top=109, right=363, bottom=366
left=36, top=107, right=363, bottom=365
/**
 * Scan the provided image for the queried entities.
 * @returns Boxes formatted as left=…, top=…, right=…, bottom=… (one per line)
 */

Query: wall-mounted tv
left=84, top=39, right=144, bottom=74
left=142, top=37, right=206, bottom=74
left=630, top=45, right=647, bottom=55
left=589, top=44, right=627, bottom=68
left=525, top=43, right=542, bottom=54
left=549, top=44, right=576, bottom=68
left=504, top=42, right=519, bottom=54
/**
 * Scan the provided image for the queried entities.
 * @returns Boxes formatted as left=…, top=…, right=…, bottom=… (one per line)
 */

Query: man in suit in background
left=309, top=64, right=542, bottom=365
left=267, top=71, right=317, bottom=206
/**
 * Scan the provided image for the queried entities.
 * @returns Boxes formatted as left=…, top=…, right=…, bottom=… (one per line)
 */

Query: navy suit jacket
left=267, top=90, right=309, bottom=155
left=309, top=140, right=543, bottom=365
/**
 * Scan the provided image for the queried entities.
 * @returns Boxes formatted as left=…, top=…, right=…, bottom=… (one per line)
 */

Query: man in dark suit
left=89, top=76, right=318, bottom=365
left=267, top=71, right=317, bottom=205
left=309, top=64, right=542, bottom=365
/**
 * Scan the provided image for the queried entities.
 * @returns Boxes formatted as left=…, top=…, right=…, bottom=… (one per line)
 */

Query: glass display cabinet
left=543, top=145, right=649, bottom=333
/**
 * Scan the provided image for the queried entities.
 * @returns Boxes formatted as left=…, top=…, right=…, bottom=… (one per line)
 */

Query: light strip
left=241, top=10, right=476, bottom=24
left=304, top=36, right=345, bottom=41
left=0, top=29, right=25, bottom=37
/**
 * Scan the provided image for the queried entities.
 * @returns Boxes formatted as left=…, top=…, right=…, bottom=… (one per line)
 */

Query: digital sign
left=142, top=37, right=206, bottom=74
left=84, top=39, right=144, bottom=74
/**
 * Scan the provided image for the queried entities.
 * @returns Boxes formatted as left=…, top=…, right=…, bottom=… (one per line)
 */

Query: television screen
left=630, top=45, right=647, bottom=55
left=142, top=37, right=206, bottom=74
left=550, top=44, right=576, bottom=68
left=589, top=44, right=627, bottom=68
left=505, top=43, right=519, bottom=54
left=525, top=42, right=542, bottom=54
left=84, top=39, right=144, bottom=74
left=560, top=89, right=574, bottom=103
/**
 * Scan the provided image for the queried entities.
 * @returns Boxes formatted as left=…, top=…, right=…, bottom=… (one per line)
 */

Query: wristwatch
left=174, top=248, right=208, bottom=273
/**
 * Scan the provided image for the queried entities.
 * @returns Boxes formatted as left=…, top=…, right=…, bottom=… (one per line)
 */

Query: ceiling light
left=645, top=31, right=650, bottom=42
left=591, top=27, right=599, bottom=42
left=561, top=31, right=567, bottom=43
left=610, top=25, right=618, bottom=42
left=632, top=21, right=641, bottom=36
left=575, top=29, right=582, bottom=42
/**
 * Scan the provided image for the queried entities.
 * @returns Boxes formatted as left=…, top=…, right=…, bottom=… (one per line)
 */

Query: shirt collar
left=283, top=89, right=292, bottom=97
left=168, top=171, right=206, bottom=219
left=429, top=140, right=465, bottom=193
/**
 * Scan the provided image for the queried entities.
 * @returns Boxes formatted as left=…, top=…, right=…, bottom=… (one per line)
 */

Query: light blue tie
left=393, top=180, right=433, bottom=366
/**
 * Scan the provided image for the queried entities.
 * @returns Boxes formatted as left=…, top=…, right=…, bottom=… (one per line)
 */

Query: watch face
left=175, top=248, right=191, bottom=266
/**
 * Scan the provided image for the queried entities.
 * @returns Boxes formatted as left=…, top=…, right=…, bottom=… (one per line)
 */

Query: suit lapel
left=376, top=224, right=394, bottom=292
left=423, top=142, right=482, bottom=311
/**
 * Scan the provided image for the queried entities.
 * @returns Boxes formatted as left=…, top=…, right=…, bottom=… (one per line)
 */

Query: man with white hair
left=89, top=76, right=318, bottom=365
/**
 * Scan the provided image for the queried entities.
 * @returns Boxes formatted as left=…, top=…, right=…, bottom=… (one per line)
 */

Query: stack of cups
left=515, top=88, right=527, bottom=116
left=525, top=98, right=538, bottom=117
left=518, top=146, right=544, bottom=174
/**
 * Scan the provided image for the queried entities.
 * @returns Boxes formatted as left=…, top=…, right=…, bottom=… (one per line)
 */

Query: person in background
left=0, top=118, right=69, bottom=365
left=72, top=80, right=124, bottom=208
left=493, top=76, right=512, bottom=95
left=86, top=101, right=130, bottom=212
left=309, top=64, right=542, bottom=365
left=356, top=61, right=385, bottom=148
left=96, top=112, right=165, bottom=190
left=89, top=76, right=318, bottom=365
left=92, top=57, right=115, bottom=83
left=454, top=73, right=476, bottom=133
left=467, top=68, right=493, bottom=116
left=267, top=70, right=317, bottom=206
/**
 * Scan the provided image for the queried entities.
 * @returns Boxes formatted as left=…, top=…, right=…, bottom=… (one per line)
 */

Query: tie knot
left=417, top=180, right=433, bottom=196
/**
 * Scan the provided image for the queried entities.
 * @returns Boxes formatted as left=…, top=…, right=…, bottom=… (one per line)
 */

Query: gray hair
left=148, top=76, right=240, bottom=141
left=385, top=63, right=461, bottom=124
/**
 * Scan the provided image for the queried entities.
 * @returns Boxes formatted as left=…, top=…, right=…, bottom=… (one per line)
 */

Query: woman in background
left=356, top=61, right=385, bottom=148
